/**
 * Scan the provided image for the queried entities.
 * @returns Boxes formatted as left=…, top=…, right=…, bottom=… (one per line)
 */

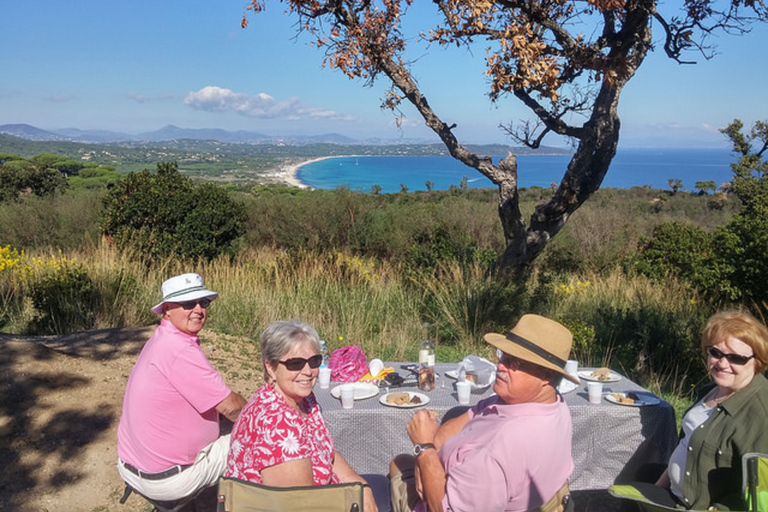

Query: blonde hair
left=701, top=309, right=768, bottom=374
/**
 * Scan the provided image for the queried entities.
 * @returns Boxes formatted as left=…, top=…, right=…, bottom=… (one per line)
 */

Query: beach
left=279, top=156, right=335, bottom=188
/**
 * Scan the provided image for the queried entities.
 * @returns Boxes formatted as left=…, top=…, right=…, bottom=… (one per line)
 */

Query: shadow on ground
left=0, top=327, right=152, bottom=511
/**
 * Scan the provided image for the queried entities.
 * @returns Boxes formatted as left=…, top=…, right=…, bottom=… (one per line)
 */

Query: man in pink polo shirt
left=390, top=314, right=577, bottom=512
left=117, top=273, right=247, bottom=503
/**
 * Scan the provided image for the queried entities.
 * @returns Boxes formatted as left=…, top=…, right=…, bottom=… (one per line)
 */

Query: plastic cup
left=369, top=358, right=384, bottom=378
left=340, top=385, right=355, bottom=409
left=456, top=381, right=471, bottom=405
left=318, top=367, right=331, bottom=389
left=565, top=360, right=578, bottom=376
left=587, top=381, right=604, bottom=404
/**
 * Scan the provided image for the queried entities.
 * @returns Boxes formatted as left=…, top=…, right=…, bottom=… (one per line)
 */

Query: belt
left=121, top=460, right=191, bottom=481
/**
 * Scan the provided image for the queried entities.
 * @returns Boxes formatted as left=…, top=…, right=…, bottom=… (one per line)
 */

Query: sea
left=295, top=147, right=736, bottom=193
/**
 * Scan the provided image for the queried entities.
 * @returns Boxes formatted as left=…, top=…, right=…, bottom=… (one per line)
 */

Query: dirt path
left=0, top=326, right=261, bottom=512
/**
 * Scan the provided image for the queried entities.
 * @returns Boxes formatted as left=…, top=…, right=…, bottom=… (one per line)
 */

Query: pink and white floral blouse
left=224, top=384, right=338, bottom=485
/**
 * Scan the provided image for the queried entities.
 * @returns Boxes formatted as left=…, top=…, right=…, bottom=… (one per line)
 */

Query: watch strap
left=413, top=443, right=436, bottom=457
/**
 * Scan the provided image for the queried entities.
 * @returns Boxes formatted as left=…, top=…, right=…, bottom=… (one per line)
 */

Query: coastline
left=280, top=156, right=337, bottom=188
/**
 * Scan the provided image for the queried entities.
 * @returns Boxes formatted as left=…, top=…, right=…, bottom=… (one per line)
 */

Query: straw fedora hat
left=151, top=273, right=218, bottom=315
left=484, top=314, right=578, bottom=384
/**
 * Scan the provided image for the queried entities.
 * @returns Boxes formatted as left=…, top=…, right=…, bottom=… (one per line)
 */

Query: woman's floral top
left=225, top=384, right=338, bottom=485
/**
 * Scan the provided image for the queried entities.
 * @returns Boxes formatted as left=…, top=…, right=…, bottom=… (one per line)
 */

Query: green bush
left=28, top=263, right=97, bottom=335
left=101, top=162, right=247, bottom=262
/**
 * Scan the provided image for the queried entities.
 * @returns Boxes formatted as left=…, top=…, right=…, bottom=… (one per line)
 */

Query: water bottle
left=418, top=325, right=435, bottom=391
left=320, top=340, right=329, bottom=368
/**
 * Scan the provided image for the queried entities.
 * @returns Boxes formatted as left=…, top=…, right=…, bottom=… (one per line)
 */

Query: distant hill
left=0, top=123, right=399, bottom=146
left=0, top=124, right=570, bottom=156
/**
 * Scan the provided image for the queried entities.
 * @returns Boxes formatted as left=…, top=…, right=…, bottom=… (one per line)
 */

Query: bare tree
left=242, top=0, right=767, bottom=273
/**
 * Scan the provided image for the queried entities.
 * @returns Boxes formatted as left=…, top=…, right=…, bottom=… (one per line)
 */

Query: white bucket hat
left=151, top=273, right=218, bottom=315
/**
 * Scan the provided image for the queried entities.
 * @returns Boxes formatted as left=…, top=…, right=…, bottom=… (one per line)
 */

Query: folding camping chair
left=216, top=476, right=365, bottom=512
left=608, top=452, right=768, bottom=512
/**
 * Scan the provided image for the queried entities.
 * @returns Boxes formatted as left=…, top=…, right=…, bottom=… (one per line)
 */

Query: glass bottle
left=319, top=339, right=329, bottom=368
left=418, top=324, right=435, bottom=391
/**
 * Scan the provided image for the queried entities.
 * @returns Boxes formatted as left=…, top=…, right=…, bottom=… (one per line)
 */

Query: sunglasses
left=278, top=354, right=323, bottom=371
left=706, top=346, right=755, bottom=366
left=176, top=298, right=212, bottom=310
left=496, top=348, right=524, bottom=371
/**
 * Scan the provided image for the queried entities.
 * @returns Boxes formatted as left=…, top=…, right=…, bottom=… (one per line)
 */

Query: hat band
left=505, top=331, right=567, bottom=369
left=162, top=285, right=208, bottom=301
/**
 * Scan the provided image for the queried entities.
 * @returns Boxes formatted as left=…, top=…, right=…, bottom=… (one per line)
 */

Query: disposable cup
left=587, top=381, right=604, bottom=404
left=340, top=385, right=355, bottom=409
left=456, top=381, right=471, bottom=405
left=564, top=360, right=578, bottom=376
left=318, top=367, right=332, bottom=389
left=369, top=358, right=384, bottom=378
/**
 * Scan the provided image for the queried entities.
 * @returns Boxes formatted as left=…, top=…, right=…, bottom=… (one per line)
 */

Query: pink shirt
left=439, top=395, right=573, bottom=512
left=117, top=319, right=231, bottom=472
left=225, top=384, right=339, bottom=485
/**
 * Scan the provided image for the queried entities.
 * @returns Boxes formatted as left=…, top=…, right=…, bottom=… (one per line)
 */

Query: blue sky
left=1, top=1, right=766, bottom=148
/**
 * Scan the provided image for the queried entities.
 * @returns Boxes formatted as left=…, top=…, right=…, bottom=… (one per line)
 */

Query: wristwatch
left=413, top=443, right=436, bottom=457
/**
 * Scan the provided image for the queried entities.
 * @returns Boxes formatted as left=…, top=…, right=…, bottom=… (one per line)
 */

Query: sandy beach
left=280, top=156, right=338, bottom=188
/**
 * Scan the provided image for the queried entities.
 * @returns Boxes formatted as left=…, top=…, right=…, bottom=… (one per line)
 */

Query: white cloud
left=183, top=85, right=354, bottom=121
left=126, top=92, right=151, bottom=103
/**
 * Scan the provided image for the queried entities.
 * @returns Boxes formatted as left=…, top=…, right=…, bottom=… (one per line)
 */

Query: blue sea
left=296, top=147, right=736, bottom=193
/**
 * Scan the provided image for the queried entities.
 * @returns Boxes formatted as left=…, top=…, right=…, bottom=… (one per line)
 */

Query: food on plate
left=464, top=372, right=478, bottom=384
left=386, top=392, right=412, bottom=405
left=410, top=395, right=422, bottom=405
left=590, top=367, right=612, bottom=381
left=609, top=393, right=635, bottom=404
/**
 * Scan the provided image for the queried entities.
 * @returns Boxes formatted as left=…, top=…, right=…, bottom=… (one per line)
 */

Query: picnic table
left=315, top=362, right=678, bottom=510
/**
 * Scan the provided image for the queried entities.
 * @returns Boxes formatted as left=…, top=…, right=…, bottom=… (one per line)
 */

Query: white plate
left=379, top=391, right=430, bottom=408
left=445, top=370, right=459, bottom=380
left=330, top=383, right=380, bottom=401
left=557, top=379, right=579, bottom=394
left=578, top=370, right=622, bottom=383
left=604, top=392, right=660, bottom=407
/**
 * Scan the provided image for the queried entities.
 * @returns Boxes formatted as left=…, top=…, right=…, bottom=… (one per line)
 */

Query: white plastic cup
left=318, top=367, right=331, bottom=389
left=340, top=385, right=355, bottom=409
left=564, top=360, right=578, bottom=376
left=456, top=381, right=471, bottom=405
left=369, top=358, right=384, bottom=378
left=587, top=381, right=604, bottom=404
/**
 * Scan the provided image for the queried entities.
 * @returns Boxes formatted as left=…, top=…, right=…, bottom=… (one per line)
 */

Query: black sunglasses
left=706, top=346, right=755, bottom=366
left=279, top=354, right=323, bottom=371
left=176, top=298, right=212, bottom=310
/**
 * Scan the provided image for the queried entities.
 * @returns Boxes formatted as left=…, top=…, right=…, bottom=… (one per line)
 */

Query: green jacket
left=678, top=373, right=768, bottom=510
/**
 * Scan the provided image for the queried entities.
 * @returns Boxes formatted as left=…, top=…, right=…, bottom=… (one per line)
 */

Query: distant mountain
left=0, top=124, right=570, bottom=155
left=54, top=127, right=133, bottom=143
left=0, top=123, right=376, bottom=146
left=0, top=123, right=72, bottom=142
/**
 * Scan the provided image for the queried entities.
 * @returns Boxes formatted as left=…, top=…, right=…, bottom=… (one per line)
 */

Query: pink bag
left=328, top=346, right=369, bottom=382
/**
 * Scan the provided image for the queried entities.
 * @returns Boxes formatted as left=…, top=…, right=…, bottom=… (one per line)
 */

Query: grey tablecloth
left=315, top=363, right=678, bottom=491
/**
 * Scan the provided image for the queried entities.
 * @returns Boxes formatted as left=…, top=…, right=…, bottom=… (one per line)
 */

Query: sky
left=1, top=1, right=767, bottom=148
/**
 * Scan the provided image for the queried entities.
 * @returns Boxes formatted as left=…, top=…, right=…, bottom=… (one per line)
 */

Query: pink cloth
left=225, top=384, right=339, bottom=485
left=117, top=319, right=231, bottom=472
left=328, top=345, right=369, bottom=382
left=438, top=395, right=573, bottom=512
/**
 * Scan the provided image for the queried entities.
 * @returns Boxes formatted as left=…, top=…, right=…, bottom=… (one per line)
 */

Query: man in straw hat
left=390, top=314, right=577, bottom=512
left=117, top=273, right=247, bottom=504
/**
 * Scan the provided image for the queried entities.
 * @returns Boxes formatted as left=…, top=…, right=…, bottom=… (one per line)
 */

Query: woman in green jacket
left=643, top=309, right=768, bottom=510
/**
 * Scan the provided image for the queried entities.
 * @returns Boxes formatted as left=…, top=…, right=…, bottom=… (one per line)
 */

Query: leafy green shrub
left=27, top=262, right=97, bottom=335
left=101, top=162, right=247, bottom=262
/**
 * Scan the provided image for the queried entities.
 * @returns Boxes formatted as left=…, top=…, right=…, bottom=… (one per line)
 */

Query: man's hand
left=215, top=391, right=247, bottom=423
left=407, top=410, right=439, bottom=445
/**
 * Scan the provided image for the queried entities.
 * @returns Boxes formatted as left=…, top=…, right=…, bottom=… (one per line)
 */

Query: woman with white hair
left=225, top=320, right=377, bottom=512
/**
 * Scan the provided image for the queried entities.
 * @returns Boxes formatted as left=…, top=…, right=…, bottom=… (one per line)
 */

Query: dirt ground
left=0, top=327, right=630, bottom=512
left=0, top=326, right=262, bottom=512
